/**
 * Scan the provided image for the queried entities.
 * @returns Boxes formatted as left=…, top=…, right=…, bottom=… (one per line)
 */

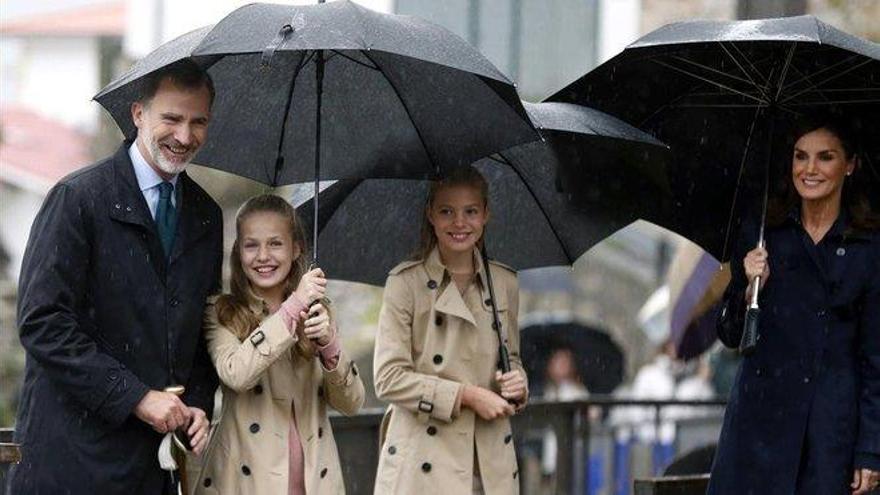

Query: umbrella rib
left=269, top=51, right=310, bottom=185
left=666, top=55, right=764, bottom=90
left=721, top=106, right=763, bottom=262
left=328, top=49, right=380, bottom=70
left=720, top=42, right=768, bottom=101
left=360, top=50, right=443, bottom=176
left=489, top=153, right=576, bottom=264
left=666, top=103, right=767, bottom=108
left=731, top=41, right=770, bottom=88
left=779, top=53, right=860, bottom=93
left=773, top=43, right=797, bottom=102
left=780, top=58, right=873, bottom=105
left=653, top=59, right=767, bottom=105
left=637, top=85, right=711, bottom=128
left=786, top=97, right=880, bottom=105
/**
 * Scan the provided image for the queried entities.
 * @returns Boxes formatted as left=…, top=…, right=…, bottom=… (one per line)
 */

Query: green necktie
left=156, top=182, right=177, bottom=259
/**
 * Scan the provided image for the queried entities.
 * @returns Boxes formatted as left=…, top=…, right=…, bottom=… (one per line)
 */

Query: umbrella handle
left=739, top=239, right=765, bottom=355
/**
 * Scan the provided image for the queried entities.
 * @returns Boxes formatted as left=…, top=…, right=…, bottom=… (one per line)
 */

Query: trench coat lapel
left=107, top=143, right=167, bottom=279
left=426, top=248, right=478, bottom=327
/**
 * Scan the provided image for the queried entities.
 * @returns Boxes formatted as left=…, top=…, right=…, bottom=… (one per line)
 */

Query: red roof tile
left=0, top=2, right=125, bottom=37
left=0, top=105, right=93, bottom=192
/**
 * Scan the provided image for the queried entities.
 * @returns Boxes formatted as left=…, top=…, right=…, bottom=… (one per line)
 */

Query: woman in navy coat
left=708, top=116, right=880, bottom=495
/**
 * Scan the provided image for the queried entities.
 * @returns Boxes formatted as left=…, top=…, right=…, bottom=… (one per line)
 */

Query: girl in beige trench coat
left=373, top=167, right=529, bottom=495
left=195, top=194, right=364, bottom=495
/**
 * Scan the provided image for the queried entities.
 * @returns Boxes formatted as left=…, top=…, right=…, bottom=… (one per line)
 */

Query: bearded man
left=8, top=59, right=222, bottom=495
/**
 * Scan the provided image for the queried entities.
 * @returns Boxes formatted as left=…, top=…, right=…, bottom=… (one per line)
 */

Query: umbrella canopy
left=520, top=321, right=625, bottom=395
left=551, top=15, right=880, bottom=261
left=94, top=0, right=537, bottom=185
left=297, top=101, right=669, bottom=286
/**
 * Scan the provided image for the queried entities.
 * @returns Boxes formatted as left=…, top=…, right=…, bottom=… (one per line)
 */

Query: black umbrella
left=298, top=101, right=666, bottom=373
left=551, top=15, right=880, bottom=353
left=520, top=321, right=625, bottom=396
left=94, top=0, right=537, bottom=261
left=297, top=101, right=669, bottom=285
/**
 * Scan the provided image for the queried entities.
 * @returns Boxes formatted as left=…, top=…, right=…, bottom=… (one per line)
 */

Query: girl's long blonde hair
left=214, top=194, right=316, bottom=357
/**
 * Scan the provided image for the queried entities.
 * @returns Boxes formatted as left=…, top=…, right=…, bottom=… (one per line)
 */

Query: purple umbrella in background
left=667, top=242, right=731, bottom=360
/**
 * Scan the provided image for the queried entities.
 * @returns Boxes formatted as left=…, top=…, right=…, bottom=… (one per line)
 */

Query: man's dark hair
left=138, top=58, right=215, bottom=106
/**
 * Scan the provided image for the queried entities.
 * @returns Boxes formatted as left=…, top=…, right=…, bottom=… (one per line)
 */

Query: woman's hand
left=461, top=384, right=514, bottom=420
left=852, top=468, right=880, bottom=494
left=743, top=246, right=769, bottom=300
left=495, top=369, right=527, bottom=403
left=299, top=302, right=333, bottom=346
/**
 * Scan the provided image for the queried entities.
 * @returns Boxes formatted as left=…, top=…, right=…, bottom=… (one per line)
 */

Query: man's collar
left=128, top=141, right=179, bottom=192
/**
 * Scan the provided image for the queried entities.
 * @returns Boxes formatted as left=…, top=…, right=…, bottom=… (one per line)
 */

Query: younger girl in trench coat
left=373, top=167, right=529, bottom=495
left=196, top=194, right=364, bottom=495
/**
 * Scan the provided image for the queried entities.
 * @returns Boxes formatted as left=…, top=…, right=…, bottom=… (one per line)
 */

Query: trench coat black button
left=426, top=426, right=437, bottom=436
left=203, top=478, right=212, bottom=487
left=388, top=445, right=397, bottom=455
left=435, top=315, right=443, bottom=326
left=241, top=465, right=251, bottom=476
left=254, top=384, right=263, bottom=394
left=318, top=427, right=323, bottom=438
left=433, top=354, right=443, bottom=365
left=320, top=468, right=328, bottom=478
left=249, top=423, right=260, bottom=434
left=504, top=434, right=512, bottom=444
left=421, top=462, right=432, bottom=473
left=485, top=298, right=493, bottom=306
left=513, top=470, right=518, bottom=479
left=317, top=386, right=324, bottom=397
left=427, top=280, right=437, bottom=290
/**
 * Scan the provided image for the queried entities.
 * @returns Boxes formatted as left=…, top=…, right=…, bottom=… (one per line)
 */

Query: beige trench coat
left=373, top=247, right=528, bottom=495
left=195, top=295, right=365, bottom=495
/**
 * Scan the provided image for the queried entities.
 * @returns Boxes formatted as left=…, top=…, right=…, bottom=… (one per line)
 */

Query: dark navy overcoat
left=708, top=212, right=880, bottom=495
left=7, top=143, right=222, bottom=494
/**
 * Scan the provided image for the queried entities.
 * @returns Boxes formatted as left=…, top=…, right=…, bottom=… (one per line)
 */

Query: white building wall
left=17, top=37, right=101, bottom=132
left=598, top=0, right=641, bottom=63
left=0, top=184, right=45, bottom=280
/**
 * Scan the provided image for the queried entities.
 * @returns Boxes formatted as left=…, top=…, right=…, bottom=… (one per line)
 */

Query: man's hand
left=186, top=407, right=209, bottom=455
left=134, top=390, right=192, bottom=434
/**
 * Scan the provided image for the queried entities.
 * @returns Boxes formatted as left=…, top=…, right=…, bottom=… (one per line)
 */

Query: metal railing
left=1, top=398, right=726, bottom=495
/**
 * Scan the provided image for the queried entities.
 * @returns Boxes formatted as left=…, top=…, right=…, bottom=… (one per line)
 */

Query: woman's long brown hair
left=411, top=166, right=490, bottom=261
left=214, top=194, right=316, bottom=356
left=767, top=114, right=879, bottom=231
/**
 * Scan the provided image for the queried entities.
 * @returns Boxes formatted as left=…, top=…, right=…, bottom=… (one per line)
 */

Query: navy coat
left=708, top=212, right=880, bottom=495
left=8, top=143, right=222, bottom=494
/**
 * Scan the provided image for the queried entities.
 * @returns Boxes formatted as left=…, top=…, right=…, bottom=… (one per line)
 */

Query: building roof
left=0, top=105, right=93, bottom=194
left=0, top=2, right=125, bottom=37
